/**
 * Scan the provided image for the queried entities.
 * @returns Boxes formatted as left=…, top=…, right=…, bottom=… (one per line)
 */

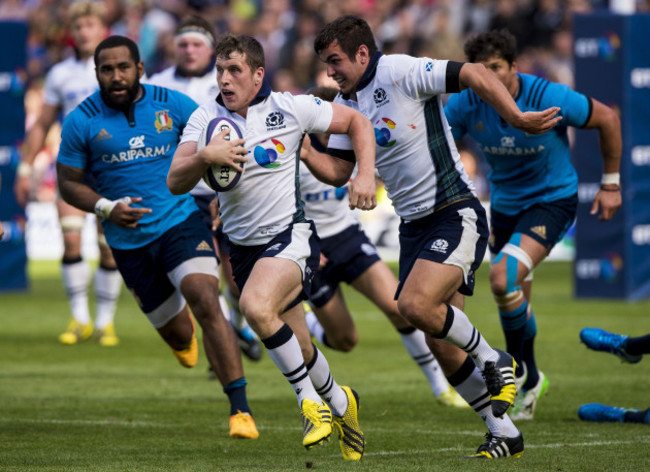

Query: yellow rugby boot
left=301, top=399, right=332, bottom=449
left=333, top=386, right=365, bottom=461
left=229, top=411, right=259, bottom=439
left=171, top=336, right=198, bottom=368
left=59, top=318, right=93, bottom=345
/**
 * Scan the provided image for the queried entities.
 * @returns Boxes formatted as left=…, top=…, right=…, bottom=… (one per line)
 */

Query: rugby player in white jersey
left=167, top=34, right=377, bottom=460
left=300, top=85, right=466, bottom=408
left=147, top=16, right=261, bottom=362
left=308, top=15, right=562, bottom=459
left=14, top=1, right=122, bottom=347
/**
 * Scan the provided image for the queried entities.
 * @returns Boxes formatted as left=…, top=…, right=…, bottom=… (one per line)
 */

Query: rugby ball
left=199, top=117, right=245, bottom=192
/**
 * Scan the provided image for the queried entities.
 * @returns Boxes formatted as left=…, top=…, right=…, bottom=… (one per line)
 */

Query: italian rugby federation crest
left=154, top=110, right=173, bottom=133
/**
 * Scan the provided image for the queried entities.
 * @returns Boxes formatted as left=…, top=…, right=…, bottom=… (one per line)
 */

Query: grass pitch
left=1, top=260, right=649, bottom=471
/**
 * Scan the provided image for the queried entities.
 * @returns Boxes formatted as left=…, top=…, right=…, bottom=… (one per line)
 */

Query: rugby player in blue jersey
left=310, top=15, right=562, bottom=459
left=445, top=29, right=622, bottom=421
left=56, top=35, right=259, bottom=440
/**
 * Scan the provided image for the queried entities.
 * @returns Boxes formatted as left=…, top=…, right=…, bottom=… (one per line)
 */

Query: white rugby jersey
left=43, top=56, right=97, bottom=118
left=180, top=82, right=334, bottom=245
left=147, top=65, right=219, bottom=197
left=328, top=53, right=476, bottom=221
left=146, top=65, right=219, bottom=107
left=299, top=161, right=357, bottom=238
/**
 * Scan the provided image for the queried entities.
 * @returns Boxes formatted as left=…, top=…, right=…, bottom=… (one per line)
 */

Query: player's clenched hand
left=109, top=196, right=152, bottom=228
left=591, top=188, right=622, bottom=221
left=202, top=129, right=248, bottom=172
left=512, top=107, right=562, bottom=135
left=348, top=174, right=377, bottom=211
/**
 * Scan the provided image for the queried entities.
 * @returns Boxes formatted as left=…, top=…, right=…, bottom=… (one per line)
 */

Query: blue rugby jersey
left=444, top=72, right=591, bottom=215
left=57, top=84, right=199, bottom=249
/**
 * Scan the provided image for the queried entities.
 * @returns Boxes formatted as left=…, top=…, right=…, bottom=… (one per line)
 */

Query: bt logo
left=253, top=138, right=285, bottom=168
left=374, top=117, right=397, bottom=148
left=574, top=32, right=620, bottom=61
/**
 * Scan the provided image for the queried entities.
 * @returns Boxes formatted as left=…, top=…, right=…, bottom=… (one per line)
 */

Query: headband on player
left=175, top=26, right=214, bottom=48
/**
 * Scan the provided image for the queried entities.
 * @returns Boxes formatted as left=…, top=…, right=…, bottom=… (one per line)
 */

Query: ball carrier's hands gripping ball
left=200, top=117, right=245, bottom=191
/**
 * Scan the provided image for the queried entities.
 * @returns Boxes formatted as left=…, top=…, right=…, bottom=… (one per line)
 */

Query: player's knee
left=238, top=295, right=273, bottom=331
left=397, top=296, right=447, bottom=330
left=492, top=241, right=534, bottom=296
left=490, top=253, right=527, bottom=295
left=331, top=330, right=358, bottom=352
left=180, top=276, right=220, bottom=318
left=396, top=297, right=418, bottom=325
left=489, top=268, right=509, bottom=295
left=60, top=215, right=84, bottom=233
left=384, top=306, right=409, bottom=329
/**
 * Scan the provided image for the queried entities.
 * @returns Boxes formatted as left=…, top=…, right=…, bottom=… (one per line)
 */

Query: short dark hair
left=307, top=86, right=339, bottom=103
left=214, top=34, right=264, bottom=71
left=314, top=15, right=377, bottom=61
left=94, top=35, right=140, bottom=66
left=464, top=29, right=517, bottom=65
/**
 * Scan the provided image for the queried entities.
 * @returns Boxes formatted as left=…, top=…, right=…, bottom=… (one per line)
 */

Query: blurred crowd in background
left=1, top=0, right=648, bottom=203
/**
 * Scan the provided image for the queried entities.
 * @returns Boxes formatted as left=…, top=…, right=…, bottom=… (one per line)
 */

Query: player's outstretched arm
left=167, top=130, right=247, bottom=195
left=587, top=98, right=622, bottom=221
left=326, top=104, right=377, bottom=211
left=458, top=63, right=562, bottom=135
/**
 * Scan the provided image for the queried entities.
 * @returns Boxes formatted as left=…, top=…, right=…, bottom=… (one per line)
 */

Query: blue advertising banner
left=573, top=13, right=650, bottom=300
left=624, top=15, right=650, bottom=299
left=0, top=21, right=27, bottom=292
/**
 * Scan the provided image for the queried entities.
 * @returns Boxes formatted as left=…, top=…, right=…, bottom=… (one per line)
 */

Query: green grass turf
left=1, top=260, right=649, bottom=471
